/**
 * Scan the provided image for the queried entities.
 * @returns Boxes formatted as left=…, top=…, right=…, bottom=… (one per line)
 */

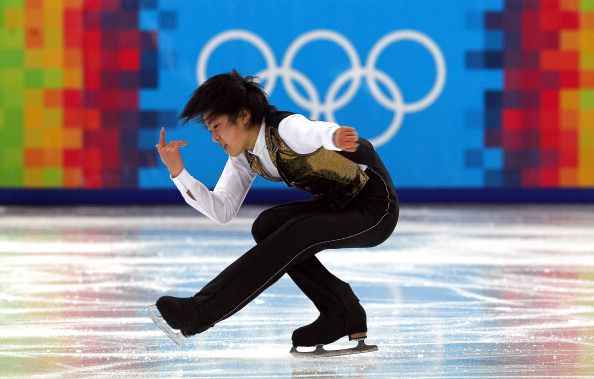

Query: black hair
left=179, top=70, right=275, bottom=128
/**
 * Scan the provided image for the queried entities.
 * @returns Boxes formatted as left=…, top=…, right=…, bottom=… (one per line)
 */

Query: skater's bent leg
left=288, top=257, right=360, bottom=311
left=250, top=199, right=323, bottom=244
left=252, top=201, right=360, bottom=314
left=191, top=203, right=395, bottom=331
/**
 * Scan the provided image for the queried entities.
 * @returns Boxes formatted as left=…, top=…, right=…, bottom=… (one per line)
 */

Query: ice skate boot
left=290, top=301, right=378, bottom=358
left=148, top=296, right=210, bottom=346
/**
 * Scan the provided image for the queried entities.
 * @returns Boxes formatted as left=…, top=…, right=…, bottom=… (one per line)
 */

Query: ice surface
left=1, top=205, right=593, bottom=378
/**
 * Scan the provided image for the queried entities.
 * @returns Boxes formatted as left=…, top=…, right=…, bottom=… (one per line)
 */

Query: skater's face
left=205, top=110, right=254, bottom=157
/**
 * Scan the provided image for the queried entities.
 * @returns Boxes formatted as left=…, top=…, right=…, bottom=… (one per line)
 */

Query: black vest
left=245, top=111, right=396, bottom=208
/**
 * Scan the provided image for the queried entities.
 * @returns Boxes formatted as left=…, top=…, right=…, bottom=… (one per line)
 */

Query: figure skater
left=150, top=70, right=399, bottom=357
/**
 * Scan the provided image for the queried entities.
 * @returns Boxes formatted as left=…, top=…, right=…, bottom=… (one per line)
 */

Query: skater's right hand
left=156, top=127, right=187, bottom=178
left=333, top=126, right=359, bottom=152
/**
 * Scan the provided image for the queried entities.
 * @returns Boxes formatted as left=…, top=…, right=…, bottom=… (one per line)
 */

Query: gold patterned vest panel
left=244, top=121, right=369, bottom=210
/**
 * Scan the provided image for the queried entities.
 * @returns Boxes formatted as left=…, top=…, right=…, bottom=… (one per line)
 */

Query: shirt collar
left=247, top=120, right=267, bottom=158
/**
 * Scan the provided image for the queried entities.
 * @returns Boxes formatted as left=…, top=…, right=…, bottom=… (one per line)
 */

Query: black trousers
left=190, top=168, right=399, bottom=330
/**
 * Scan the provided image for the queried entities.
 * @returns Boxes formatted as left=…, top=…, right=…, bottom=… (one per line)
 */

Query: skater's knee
left=251, top=221, right=264, bottom=243
left=251, top=210, right=273, bottom=243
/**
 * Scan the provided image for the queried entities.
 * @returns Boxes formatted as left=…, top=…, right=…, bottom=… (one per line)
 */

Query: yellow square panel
left=580, top=31, right=594, bottom=53
left=44, top=28, right=63, bottom=50
left=24, top=167, right=44, bottom=188
left=580, top=111, right=594, bottom=130
left=44, top=0, right=64, bottom=10
left=43, top=109, right=63, bottom=128
left=1, top=69, right=23, bottom=89
left=25, top=50, right=44, bottom=68
left=63, top=69, right=82, bottom=88
left=578, top=163, right=594, bottom=186
left=579, top=128, right=594, bottom=184
left=582, top=53, right=594, bottom=70
left=561, top=90, right=580, bottom=110
left=24, top=107, right=45, bottom=130
left=43, top=48, right=63, bottom=67
left=4, top=7, right=24, bottom=29
left=24, top=126, right=46, bottom=148
left=24, top=90, right=44, bottom=108
left=43, top=127, right=63, bottom=149
left=43, top=5, right=63, bottom=29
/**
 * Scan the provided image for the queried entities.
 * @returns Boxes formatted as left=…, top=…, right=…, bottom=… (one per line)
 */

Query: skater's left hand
left=333, top=126, right=359, bottom=152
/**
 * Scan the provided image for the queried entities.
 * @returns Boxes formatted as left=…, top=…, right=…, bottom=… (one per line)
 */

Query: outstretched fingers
left=155, top=127, right=188, bottom=151
left=159, top=127, right=166, bottom=148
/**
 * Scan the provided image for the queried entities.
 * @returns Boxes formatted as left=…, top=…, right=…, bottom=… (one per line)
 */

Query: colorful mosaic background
left=467, top=0, right=594, bottom=187
left=0, top=0, right=175, bottom=189
left=0, top=0, right=592, bottom=192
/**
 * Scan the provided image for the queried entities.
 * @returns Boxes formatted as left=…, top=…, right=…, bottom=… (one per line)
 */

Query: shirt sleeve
left=277, top=114, right=342, bottom=154
left=170, top=154, right=256, bottom=224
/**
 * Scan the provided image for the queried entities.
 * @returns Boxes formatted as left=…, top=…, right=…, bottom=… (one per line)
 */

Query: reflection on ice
left=0, top=205, right=593, bottom=377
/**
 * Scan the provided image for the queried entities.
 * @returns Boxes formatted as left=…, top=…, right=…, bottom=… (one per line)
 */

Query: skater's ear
left=238, top=108, right=252, bottom=127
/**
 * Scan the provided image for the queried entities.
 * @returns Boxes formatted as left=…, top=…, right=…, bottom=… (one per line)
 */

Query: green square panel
left=2, top=110, right=24, bottom=145
left=44, top=70, right=63, bottom=89
left=1, top=69, right=24, bottom=90
left=1, top=147, right=23, bottom=168
left=0, top=167, right=23, bottom=187
left=0, top=50, right=24, bottom=68
left=582, top=0, right=594, bottom=11
left=0, top=29, right=24, bottom=50
left=4, top=108, right=23, bottom=128
left=581, top=90, right=594, bottom=110
left=0, top=87, right=23, bottom=107
left=2, top=0, right=25, bottom=6
left=25, top=69, right=44, bottom=88
left=42, top=167, right=63, bottom=187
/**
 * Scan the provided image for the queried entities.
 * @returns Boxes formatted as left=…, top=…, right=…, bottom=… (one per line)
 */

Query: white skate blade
left=290, top=339, right=378, bottom=358
left=147, top=304, right=187, bottom=347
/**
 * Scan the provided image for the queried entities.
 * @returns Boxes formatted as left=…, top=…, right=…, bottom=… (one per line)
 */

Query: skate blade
left=147, top=304, right=187, bottom=347
left=290, top=339, right=378, bottom=358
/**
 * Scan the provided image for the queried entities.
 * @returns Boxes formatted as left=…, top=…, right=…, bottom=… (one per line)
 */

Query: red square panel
left=63, top=149, right=82, bottom=167
left=503, top=110, right=524, bottom=130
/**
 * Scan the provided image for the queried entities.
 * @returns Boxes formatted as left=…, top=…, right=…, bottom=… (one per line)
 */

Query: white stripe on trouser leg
left=212, top=168, right=393, bottom=326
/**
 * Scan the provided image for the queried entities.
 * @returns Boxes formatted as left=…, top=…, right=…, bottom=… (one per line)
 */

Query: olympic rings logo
left=197, top=29, right=446, bottom=147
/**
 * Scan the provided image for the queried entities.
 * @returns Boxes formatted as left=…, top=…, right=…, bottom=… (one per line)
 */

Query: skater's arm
left=171, top=155, right=256, bottom=224
left=278, top=114, right=359, bottom=154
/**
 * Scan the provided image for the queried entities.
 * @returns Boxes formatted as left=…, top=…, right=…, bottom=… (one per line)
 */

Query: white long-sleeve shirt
left=170, top=113, right=367, bottom=224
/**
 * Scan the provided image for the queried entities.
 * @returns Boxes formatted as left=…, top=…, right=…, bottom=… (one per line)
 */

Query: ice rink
left=1, top=204, right=594, bottom=378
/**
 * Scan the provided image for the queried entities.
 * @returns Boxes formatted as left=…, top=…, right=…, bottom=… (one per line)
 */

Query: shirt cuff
left=171, top=168, right=195, bottom=198
left=322, top=124, right=342, bottom=151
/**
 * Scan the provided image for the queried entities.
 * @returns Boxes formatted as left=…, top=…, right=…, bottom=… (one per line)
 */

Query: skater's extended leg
left=190, top=200, right=323, bottom=302
left=181, top=184, right=397, bottom=336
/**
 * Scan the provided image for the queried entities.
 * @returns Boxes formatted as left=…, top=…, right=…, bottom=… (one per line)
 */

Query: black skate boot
left=148, top=296, right=210, bottom=346
left=290, top=299, right=378, bottom=357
